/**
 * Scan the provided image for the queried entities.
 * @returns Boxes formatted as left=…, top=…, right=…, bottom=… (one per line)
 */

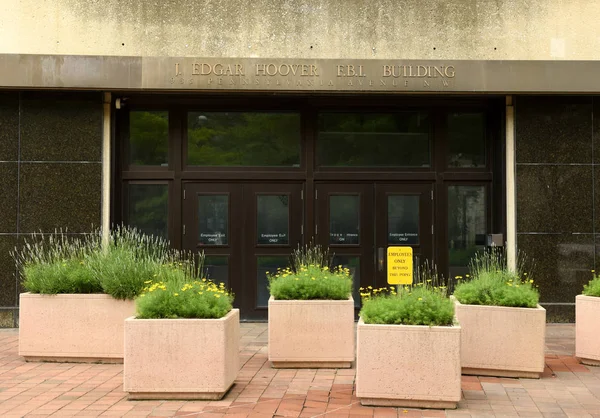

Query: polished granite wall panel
left=20, top=97, right=102, bottom=162
left=0, top=93, right=19, bottom=162
left=594, top=99, right=600, bottom=165
left=543, top=305, right=575, bottom=323
left=0, top=235, right=17, bottom=308
left=516, top=96, right=599, bottom=320
left=517, top=233, right=595, bottom=303
left=19, top=163, right=102, bottom=233
left=516, top=165, right=593, bottom=233
left=595, top=166, right=600, bottom=234
left=0, top=93, right=103, bottom=326
left=516, top=96, right=593, bottom=164
left=0, top=163, right=18, bottom=233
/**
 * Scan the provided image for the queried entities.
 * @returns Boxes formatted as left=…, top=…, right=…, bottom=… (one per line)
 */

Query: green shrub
left=359, top=264, right=454, bottom=326
left=452, top=249, right=539, bottom=308
left=269, top=265, right=352, bottom=300
left=22, top=257, right=101, bottom=294
left=268, top=243, right=352, bottom=300
left=15, top=226, right=202, bottom=301
left=135, top=275, right=234, bottom=319
left=16, top=232, right=103, bottom=294
left=88, top=227, right=175, bottom=300
left=583, top=275, right=600, bottom=297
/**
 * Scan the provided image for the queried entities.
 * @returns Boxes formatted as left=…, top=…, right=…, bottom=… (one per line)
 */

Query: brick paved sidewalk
left=1, top=324, right=600, bottom=418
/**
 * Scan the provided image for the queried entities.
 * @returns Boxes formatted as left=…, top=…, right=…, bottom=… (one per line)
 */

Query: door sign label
left=387, top=246, right=413, bottom=285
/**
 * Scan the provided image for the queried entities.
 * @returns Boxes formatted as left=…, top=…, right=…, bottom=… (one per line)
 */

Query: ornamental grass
left=268, top=242, right=352, bottom=300
left=359, top=263, right=454, bottom=327
left=14, top=226, right=204, bottom=301
left=452, top=248, right=539, bottom=308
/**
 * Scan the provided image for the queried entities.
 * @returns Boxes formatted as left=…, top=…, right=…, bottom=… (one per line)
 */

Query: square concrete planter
left=356, top=318, right=461, bottom=409
left=453, top=297, right=546, bottom=378
left=576, top=294, right=600, bottom=366
left=19, top=293, right=135, bottom=363
left=124, top=309, right=239, bottom=400
left=268, top=296, right=354, bottom=368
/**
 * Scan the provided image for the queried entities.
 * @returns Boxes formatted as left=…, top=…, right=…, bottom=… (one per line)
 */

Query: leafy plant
left=135, top=276, right=234, bottom=319
left=15, top=231, right=103, bottom=294
left=15, top=226, right=205, bottom=301
left=583, top=271, right=600, bottom=297
left=359, top=263, right=454, bottom=326
left=268, top=242, right=352, bottom=300
left=87, top=226, right=176, bottom=300
left=452, top=248, right=539, bottom=308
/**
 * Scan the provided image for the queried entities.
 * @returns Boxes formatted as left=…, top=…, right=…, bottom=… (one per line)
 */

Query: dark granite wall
left=516, top=96, right=598, bottom=322
left=0, top=92, right=103, bottom=327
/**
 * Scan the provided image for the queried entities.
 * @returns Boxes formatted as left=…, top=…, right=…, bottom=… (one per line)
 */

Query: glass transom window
left=187, top=112, right=301, bottom=166
left=317, top=112, right=431, bottom=167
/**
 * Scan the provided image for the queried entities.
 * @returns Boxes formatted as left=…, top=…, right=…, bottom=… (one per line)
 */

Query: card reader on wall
left=486, top=234, right=504, bottom=247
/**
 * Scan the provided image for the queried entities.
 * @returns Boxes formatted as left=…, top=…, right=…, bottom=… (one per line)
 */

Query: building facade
left=1, top=0, right=600, bottom=324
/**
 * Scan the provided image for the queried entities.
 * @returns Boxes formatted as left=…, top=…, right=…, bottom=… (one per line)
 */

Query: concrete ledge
left=356, top=319, right=461, bottom=409
left=127, top=389, right=233, bottom=401
left=453, top=297, right=546, bottom=378
left=19, top=293, right=135, bottom=363
left=268, top=296, right=354, bottom=369
left=576, top=295, right=600, bottom=365
left=462, top=367, right=540, bottom=379
left=359, top=398, right=457, bottom=409
left=271, top=361, right=352, bottom=369
left=124, top=309, right=240, bottom=400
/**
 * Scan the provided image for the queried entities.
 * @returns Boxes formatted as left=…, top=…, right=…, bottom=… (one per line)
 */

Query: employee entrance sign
left=387, top=246, right=413, bottom=285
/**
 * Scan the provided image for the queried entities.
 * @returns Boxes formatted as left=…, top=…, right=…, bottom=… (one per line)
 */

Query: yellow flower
left=144, top=280, right=152, bottom=284
left=215, top=294, right=221, bottom=298
left=418, top=297, right=423, bottom=301
left=592, top=270, right=596, bottom=273
left=174, top=293, right=179, bottom=296
left=529, top=279, right=534, bottom=283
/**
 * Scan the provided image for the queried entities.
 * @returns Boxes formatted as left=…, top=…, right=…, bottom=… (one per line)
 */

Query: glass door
left=315, top=184, right=374, bottom=306
left=243, top=183, right=304, bottom=319
left=315, top=182, right=434, bottom=307
left=374, top=183, right=434, bottom=289
left=182, top=183, right=244, bottom=310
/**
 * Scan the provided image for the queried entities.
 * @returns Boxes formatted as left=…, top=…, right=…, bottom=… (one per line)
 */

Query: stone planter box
left=268, top=296, right=354, bottom=368
left=19, top=293, right=135, bottom=363
left=356, top=318, right=461, bottom=409
left=576, top=294, right=600, bottom=366
left=124, top=309, right=239, bottom=400
left=453, top=297, right=546, bottom=378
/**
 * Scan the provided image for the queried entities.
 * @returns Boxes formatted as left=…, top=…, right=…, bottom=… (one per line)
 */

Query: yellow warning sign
left=387, top=247, right=413, bottom=285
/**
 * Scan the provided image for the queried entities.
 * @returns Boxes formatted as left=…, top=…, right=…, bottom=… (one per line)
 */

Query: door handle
left=377, top=247, right=385, bottom=272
